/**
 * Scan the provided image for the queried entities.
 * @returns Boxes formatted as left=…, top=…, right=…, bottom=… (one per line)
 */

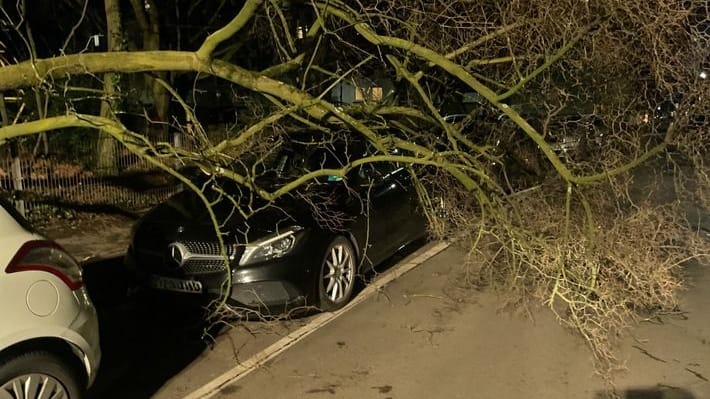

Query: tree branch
left=317, top=3, right=575, bottom=181
left=0, top=51, right=202, bottom=89
left=0, top=113, right=479, bottom=200
left=195, top=0, right=263, bottom=61
left=442, top=22, right=524, bottom=62
left=495, top=18, right=601, bottom=102
left=317, top=3, right=658, bottom=186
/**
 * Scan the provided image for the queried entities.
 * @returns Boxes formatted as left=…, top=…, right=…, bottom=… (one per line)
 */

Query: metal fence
left=0, top=132, right=185, bottom=222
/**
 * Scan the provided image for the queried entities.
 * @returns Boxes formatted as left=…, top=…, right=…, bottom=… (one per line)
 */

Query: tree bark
left=97, top=0, right=123, bottom=175
left=0, top=51, right=200, bottom=90
left=129, top=0, right=169, bottom=138
left=0, top=51, right=329, bottom=120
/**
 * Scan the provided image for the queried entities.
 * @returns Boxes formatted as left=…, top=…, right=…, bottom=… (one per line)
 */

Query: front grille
left=183, top=258, right=229, bottom=274
left=167, top=240, right=243, bottom=275
left=181, top=241, right=238, bottom=257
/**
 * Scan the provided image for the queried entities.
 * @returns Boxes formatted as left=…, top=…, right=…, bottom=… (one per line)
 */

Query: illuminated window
left=371, top=87, right=383, bottom=101
left=354, top=86, right=383, bottom=102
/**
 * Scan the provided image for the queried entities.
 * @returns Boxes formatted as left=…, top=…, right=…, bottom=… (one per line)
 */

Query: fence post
left=10, top=149, right=25, bottom=216
left=172, top=130, right=181, bottom=149
left=0, top=93, right=26, bottom=216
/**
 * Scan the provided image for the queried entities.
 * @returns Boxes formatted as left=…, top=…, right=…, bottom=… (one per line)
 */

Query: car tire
left=0, top=350, right=83, bottom=399
left=317, top=236, right=357, bottom=311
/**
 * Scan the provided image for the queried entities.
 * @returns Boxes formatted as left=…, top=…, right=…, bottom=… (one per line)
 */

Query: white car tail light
left=5, top=240, right=83, bottom=290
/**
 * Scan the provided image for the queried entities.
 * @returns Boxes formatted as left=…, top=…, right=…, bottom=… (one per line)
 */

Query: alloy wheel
left=322, top=242, right=356, bottom=303
left=0, top=374, right=69, bottom=399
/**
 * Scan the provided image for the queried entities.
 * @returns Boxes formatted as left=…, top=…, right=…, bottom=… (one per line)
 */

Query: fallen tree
left=0, top=0, right=707, bottom=379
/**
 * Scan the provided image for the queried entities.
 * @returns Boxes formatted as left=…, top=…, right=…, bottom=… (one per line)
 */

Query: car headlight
left=239, top=226, right=303, bottom=266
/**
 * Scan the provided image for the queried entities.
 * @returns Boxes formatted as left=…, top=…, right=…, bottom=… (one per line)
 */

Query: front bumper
left=228, top=253, right=317, bottom=312
left=126, top=238, right=323, bottom=314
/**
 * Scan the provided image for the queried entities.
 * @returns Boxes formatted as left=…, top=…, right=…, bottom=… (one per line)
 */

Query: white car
left=0, top=199, right=101, bottom=399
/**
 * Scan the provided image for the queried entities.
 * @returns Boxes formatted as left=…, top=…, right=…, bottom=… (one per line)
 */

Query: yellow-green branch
left=196, top=0, right=263, bottom=60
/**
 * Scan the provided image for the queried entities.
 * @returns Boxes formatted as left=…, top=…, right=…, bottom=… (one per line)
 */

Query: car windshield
left=249, top=138, right=369, bottom=184
left=188, top=137, right=373, bottom=194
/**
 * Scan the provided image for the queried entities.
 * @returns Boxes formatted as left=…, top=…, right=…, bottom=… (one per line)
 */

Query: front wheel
left=317, top=236, right=357, bottom=311
left=0, top=350, right=83, bottom=399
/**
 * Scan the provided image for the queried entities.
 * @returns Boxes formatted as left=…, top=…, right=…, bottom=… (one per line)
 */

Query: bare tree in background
left=96, top=0, right=123, bottom=175
left=128, top=0, right=169, bottom=137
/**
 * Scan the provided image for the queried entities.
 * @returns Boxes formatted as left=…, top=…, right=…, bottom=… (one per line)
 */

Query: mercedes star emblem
left=167, top=242, right=189, bottom=267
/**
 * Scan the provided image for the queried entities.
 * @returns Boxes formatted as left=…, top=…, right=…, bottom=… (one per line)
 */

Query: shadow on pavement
left=82, top=256, right=210, bottom=399
left=594, top=387, right=696, bottom=398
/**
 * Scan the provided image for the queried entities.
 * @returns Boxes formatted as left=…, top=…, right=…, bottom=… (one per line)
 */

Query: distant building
left=330, top=77, right=395, bottom=105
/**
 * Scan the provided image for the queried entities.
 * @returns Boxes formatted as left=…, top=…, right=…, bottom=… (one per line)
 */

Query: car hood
left=141, top=189, right=305, bottom=239
left=136, top=181, right=359, bottom=244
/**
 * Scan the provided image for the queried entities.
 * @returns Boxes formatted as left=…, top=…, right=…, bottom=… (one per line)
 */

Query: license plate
left=149, top=275, right=203, bottom=294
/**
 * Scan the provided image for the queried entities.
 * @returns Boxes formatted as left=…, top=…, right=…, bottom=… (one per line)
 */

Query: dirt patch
left=37, top=212, right=136, bottom=261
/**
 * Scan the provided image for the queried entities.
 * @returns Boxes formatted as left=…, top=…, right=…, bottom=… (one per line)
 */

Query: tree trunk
left=130, top=0, right=169, bottom=139
left=96, top=0, right=122, bottom=175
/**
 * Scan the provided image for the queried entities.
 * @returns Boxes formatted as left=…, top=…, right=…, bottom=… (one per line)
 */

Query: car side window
left=353, top=162, right=407, bottom=191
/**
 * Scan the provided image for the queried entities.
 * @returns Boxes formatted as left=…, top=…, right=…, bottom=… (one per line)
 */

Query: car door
left=355, top=163, right=417, bottom=265
left=380, top=166, right=426, bottom=247
left=345, top=163, right=391, bottom=267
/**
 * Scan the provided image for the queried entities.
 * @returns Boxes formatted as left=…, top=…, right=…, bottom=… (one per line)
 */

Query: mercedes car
left=126, top=139, right=429, bottom=314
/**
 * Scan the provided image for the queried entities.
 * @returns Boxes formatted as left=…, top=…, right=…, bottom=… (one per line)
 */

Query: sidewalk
left=192, top=245, right=709, bottom=399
